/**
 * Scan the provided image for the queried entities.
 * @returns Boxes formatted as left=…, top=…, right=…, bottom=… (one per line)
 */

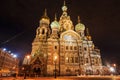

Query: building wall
left=0, top=48, right=19, bottom=74
left=46, top=35, right=102, bottom=75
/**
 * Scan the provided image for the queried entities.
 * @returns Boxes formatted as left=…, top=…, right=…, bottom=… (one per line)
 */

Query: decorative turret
left=51, top=14, right=60, bottom=29
left=59, top=0, right=74, bottom=31
left=40, top=9, right=50, bottom=25
left=86, top=28, right=92, bottom=41
left=50, top=14, right=60, bottom=39
left=62, top=1, right=68, bottom=16
left=75, top=16, right=85, bottom=31
left=75, top=16, right=85, bottom=37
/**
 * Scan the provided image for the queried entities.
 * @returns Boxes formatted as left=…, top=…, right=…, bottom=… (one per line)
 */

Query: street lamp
left=12, top=54, right=18, bottom=78
left=26, top=55, right=30, bottom=64
left=113, top=64, right=117, bottom=75
left=113, top=64, right=116, bottom=67
left=54, top=55, right=57, bottom=78
left=24, top=55, right=30, bottom=79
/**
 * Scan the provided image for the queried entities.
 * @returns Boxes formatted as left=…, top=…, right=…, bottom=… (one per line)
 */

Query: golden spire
left=86, top=28, right=92, bottom=40
left=41, top=8, right=49, bottom=20
left=78, top=16, right=80, bottom=23
left=64, top=0, right=66, bottom=6
left=86, top=28, right=90, bottom=36
left=44, top=8, right=47, bottom=17
left=62, top=0, right=67, bottom=12
left=55, top=13, right=57, bottom=21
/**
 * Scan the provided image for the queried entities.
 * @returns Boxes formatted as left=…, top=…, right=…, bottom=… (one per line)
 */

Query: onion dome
left=40, top=9, right=50, bottom=25
left=75, top=16, right=85, bottom=31
left=62, top=1, right=67, bottom=12
left=50, top=14, right=60, bottom=29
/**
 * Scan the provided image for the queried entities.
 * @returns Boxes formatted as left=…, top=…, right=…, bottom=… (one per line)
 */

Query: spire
left=62, top=0, right=67, bottom=12
left=55, top=13, right=57, bottom=21
left=86, top=28, right=92, bottom=40
left=64, top=0, right=66, bottom=6
left=78, top=16, right=80, bottom=23
left=44, top=8, right=47, bottom=17
left=86, top=28, right=90, bottom=36
left=41, top=8, right=49, bottom=20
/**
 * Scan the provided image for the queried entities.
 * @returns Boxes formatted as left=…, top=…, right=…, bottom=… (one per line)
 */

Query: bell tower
left=31, top=9, right=50, bottom=57
left=37, top=9, right=51, bottom=40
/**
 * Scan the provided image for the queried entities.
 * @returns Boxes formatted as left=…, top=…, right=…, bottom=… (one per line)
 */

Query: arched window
left=66, top=46, right=68, bottom=50
left=70, top=46, right=73, bottom=50
left=75, top=57, right=78, bottom=63
left=42, top=29, right=45, bottom=34
left=54, top=46, right=57, bottom=49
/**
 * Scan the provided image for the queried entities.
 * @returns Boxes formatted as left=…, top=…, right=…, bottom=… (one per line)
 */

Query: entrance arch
left=30, top=57, right=46, bottom=77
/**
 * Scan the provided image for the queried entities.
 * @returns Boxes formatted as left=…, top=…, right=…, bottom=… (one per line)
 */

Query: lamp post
left=12, top=54, right=18, bottom=78
left=113, top=64, right=117, bottom=75
left=54, top=56, right=57, bottom=78
left=27, top=55, right=30, bottom=77
left=24, top=55, right=30, bottom=79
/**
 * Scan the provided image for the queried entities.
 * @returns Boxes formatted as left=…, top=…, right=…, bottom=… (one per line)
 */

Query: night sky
left=0, top=0, right=120, bottom=65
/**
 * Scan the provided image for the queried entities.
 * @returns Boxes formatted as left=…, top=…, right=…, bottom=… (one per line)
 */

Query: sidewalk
left=0, top=76, right=120, bottom=80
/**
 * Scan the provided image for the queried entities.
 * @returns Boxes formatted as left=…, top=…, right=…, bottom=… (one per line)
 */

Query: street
left=0, top=75, right=120, bottom=80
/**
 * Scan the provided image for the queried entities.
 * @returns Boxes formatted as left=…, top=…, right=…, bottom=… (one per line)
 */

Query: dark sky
left=0, top=0, right=120, bottom=65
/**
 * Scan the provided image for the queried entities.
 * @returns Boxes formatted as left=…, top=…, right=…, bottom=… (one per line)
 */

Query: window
left=84, top=47, right=87, bottom=51
left=75, top=57, right=78, bottom=63
left=80, top=52, right=82, bottom=54
left=55, top=46, right=57, bottom=49
left=66, top=69, right=71, bottom=72
left=70, top=57, right=74, bottom=63
left=66, top=46, right=68, bottom=50
left=71, top=57, right=74, bottom=63
left=79, top=46, right=81, bottom=49
left=74, top=46, right=77, bottom=50
left=86, top=58, right=89, bottom=63
left=70, top=46, right=72, bottom=50
left=42, top=29, right=45, bottom=34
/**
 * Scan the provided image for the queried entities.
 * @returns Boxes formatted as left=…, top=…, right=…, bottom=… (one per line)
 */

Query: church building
left=23, top=1, right=102, bottom=76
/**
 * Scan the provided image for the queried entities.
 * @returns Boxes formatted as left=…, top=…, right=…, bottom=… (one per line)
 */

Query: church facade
left=23, top=2, right=102, bottom=76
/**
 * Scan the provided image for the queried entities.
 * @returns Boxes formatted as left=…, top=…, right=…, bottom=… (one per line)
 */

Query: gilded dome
left=40, top=9, right=50, bottom=25
left=75, top=16, right=85, bottom=31
left=51, top=14, right=60, bottom=29
left=62, top=1, right=67, bottom=12
left=75, top=23, right=85, bottom=31
left=51, top=21, right=60, bottom=29
left=62, top=6, right=67, bottom=12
